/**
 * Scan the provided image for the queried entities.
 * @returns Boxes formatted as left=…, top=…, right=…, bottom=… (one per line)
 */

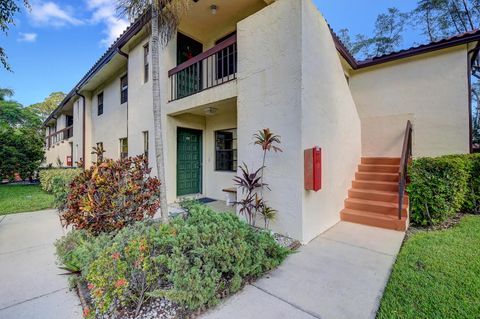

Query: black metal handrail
left=398, top=120, right=412, bottom=220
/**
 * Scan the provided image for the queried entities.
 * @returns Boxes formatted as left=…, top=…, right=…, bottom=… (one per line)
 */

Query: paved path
left=202, top=222, right=405, bottom=319
left=0, top=210, right=82, bottom=319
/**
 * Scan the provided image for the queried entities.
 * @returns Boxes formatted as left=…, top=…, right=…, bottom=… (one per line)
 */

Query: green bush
left=39, top=168, right=81, bottom=193
left=161, top=204, right=289, bottom=310
left=408, top=154, right=480, bottom=226
left=39, top=168, right=81, bottom=209
left=55, top=204, right=289, bottom=316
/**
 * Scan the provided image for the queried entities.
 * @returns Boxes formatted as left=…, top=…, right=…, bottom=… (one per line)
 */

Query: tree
left=0, top=94, right=44, bottom=180
left=414, top=0, right=480, bottom=41
left=338, top=8, right=408, bottom=59
left=116, top=0, right=189, bottom=223
left=28, top=92, right=66, bottom=120
left=0, top=88, right=14, bottom=100
left=0, top=1, right=30, bottom=71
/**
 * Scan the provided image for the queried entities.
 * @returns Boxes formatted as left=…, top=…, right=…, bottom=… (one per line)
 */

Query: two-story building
left=43, top=0, right=480, bottom=243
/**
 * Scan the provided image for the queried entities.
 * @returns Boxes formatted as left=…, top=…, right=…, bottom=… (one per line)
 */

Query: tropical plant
left=260, top=205, right=277, bottom=230
left=253, top=128, right=282, bottom=196
left=60, top=151, right=161, bottom=234
left=0, top=88, right=14, bottom=100
left=234, top=163, right=265, bottom=226
left=116, top=0, right=190, bottom=225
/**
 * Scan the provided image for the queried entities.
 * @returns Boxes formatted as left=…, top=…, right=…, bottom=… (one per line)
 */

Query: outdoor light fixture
left=210, top=4, right=217, bottom=15
left=204, top=107, right=218, bottom=115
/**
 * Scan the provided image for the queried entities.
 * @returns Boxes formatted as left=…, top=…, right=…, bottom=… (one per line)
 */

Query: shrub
left=408, top=156, right=469, bottom=225
left=158, top=204, right=289, bottom=310
left=56, top=204, right=289, bottom=316
left=39, top=168, right=81, bottom=209
left=61, top=155, right=160, bottom=234
left=39, top=168, right=81, bottom=192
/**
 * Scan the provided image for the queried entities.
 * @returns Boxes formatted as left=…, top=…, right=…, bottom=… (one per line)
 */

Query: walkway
left=202, top=221, right=405, bottom=319
left=0, top=210, right=82, bottom=319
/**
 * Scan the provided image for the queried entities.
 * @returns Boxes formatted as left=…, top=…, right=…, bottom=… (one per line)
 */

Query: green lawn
left=377, top=215, right=480, bottom=319
left=0, top=184, right=54, bottom=215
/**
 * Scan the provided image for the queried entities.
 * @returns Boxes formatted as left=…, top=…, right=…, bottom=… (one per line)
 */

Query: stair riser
left=348, top=190, right=408, bottom=204
left=352, top=181, right=398, bottom=192
left=355, top=172, right=399, bottom=182
left=361, top=158, right=401, bottom=165
left=340, top=212, right=407, bottom=231
left=345, top=200, right=408, bottom=217
left=358, top=165, right=399, bottom=173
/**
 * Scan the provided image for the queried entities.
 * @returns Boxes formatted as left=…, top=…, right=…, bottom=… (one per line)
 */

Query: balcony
left=46, top=126, right=73, bottom=148
left=168, top=34, right=237, bottom=101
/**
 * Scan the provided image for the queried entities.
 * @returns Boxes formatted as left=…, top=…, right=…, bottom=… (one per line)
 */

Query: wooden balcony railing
left=46, top=126, right=73, bottom=148
left=168, top=34, right=237, bottom=101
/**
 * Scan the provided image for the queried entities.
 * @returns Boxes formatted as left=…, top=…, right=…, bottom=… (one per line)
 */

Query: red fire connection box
left=304, top=147, right=322, bottom=191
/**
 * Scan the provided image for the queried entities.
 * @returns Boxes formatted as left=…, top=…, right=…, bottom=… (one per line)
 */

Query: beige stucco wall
left=350, top=46, right=470, bottom=157
left=237, top=0, right=304, bottom=240
left=126, top=37, right=157, bottom=175
left=300, top=0, right=362, bottom=243
left=90, top=69, right=128, bottom=161
left=44, top=139, right=72, bottom=167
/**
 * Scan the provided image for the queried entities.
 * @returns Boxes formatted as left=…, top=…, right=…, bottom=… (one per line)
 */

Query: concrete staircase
left=340, top=157, right=409, bottom=231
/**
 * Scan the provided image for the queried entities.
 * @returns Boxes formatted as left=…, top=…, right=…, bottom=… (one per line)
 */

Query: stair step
left=361, top=157, right=401, bottom=165
left=340, top=208, right=408, bottom=231
left=358, top=164, right=399, bottom=173
left=355, top=172, right=399, bottom=182
left=348, top=188, right=408, bottom=203
left=352, top=180, right=398, bottom=192
left=345, top=198, right=407, bottom=217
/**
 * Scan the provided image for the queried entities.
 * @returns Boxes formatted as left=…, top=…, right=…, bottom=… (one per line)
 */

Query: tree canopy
left=0, top=88, right=44, bottom=180
left=28, top=91, right=66, bottom=121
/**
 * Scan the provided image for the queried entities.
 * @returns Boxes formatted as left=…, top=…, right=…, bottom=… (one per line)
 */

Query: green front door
left=177, top=128, right=202, bottom=196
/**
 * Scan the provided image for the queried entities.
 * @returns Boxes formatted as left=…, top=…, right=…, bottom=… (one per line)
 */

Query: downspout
left=468, top=42, right=480, bottom=153
left=117, top=47, right=129, bottom=146
left=75, top=90, right=86, bottom=168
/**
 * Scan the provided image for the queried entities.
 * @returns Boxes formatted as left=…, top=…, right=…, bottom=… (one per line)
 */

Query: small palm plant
left=253, top=129, right=282, bottom=197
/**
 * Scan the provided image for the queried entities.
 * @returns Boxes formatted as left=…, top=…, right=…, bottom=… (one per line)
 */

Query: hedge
left=39, top=168, right=81, bottom=209
left=408, top=154, right=480, bottom=225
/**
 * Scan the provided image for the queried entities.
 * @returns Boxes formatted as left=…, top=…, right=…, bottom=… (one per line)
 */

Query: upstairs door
left=177, top=128, right=202, bottom=196
left=176, top=33, right=203, bottom=99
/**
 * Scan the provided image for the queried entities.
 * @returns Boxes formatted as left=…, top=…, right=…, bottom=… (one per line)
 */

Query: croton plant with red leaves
left=61, top=153, right=160, bottom=234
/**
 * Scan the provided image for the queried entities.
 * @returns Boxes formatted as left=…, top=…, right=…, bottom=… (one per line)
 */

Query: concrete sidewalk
left=202, top=221, right=405, bottom=319
left=0, top=210, right=82, bottom=319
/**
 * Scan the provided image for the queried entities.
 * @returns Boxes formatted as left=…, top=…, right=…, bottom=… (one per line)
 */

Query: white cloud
left=30, top=2, right=83, bottom=27
left=18, top=32, right=38, bottom=42
left=86, top=0, right=129, bottom=46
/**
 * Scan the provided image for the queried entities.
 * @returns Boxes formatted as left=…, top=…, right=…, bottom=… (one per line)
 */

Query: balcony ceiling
left=179, top=0, right=268, bottom=44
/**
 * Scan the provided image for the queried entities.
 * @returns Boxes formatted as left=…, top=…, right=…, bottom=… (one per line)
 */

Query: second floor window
left=120, top=75, right=128, bottom=104
left=97, top=92, right=104, bottom=116
left=144, top=44, right=149, bottom=83
left=143, top=131, right=149, bottom=159
left=120, top=138, right=128, bottom=159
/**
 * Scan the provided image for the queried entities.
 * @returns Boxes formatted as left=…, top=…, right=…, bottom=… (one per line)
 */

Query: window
left=120, top=75, right=128, bottom=104
left=215, top=129, right=237, bottom=171
left=97, top=92, right=104, bottom=115
left=143, top=44, right=149, bottom=83
left=215, top=31, right=237, bottom=79
left=119, top=138, right=128, bottom=159
left=143, top=131, right=149, bottom=159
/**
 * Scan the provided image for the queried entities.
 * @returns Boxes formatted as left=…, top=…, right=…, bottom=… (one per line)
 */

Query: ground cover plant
left=55, top=204, right=289, bottom=318
left=0, top=184, right=54, bottom=215
left=408, top=153, right=480, bottom=226
left=377, top=215, right=480, bottom=318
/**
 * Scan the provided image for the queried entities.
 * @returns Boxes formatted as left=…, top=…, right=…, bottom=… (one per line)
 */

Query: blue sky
left=1, top=0, right=421, bottom=106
